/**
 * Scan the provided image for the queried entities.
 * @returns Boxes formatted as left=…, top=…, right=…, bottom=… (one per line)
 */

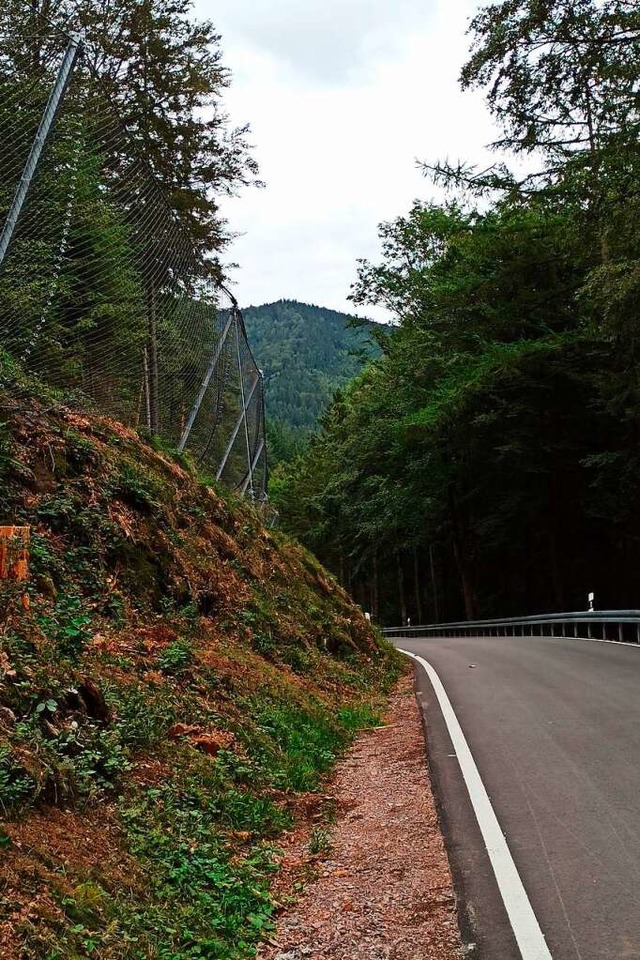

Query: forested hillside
left=242, top=301, right=382, bottom=463
left=272, top=0, right=640, bottom=626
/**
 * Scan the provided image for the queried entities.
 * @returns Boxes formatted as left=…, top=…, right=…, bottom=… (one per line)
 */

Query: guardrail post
left=618, top=622, right=624, bottom=644
left=587, top=620, right=592, bottom=639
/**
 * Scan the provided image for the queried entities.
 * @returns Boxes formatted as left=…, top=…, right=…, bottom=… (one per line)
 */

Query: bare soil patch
left=258, top=675, right=464, bottom=960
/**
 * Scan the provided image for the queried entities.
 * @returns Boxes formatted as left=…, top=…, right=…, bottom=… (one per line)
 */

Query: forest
left=272, top=0, right=640, bottom=626
left=242, top=300, right=380, bottom=464
left=0, top=0, right=266, bottom=488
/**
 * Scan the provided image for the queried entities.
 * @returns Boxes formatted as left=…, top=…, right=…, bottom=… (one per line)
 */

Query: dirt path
left=259, top=675, right=464, bottom=960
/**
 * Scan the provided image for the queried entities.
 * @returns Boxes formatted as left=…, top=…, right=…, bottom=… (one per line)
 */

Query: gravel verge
left=258, top=674, right=464, bottom=960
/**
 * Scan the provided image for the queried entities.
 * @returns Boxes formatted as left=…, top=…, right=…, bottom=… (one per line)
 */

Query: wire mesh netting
left=0, top=29, right=267, bottom=499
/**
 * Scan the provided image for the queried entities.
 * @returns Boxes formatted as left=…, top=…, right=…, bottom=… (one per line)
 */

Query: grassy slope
left=0, top=356, right=403, bottom=959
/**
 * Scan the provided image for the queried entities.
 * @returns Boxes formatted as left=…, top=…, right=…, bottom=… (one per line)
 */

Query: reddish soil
left=0, top=805, right=140, bottom=959
left=258, top=676, right=464, bottom=960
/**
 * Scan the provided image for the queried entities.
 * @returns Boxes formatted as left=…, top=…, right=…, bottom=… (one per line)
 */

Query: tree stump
left=0, top=526, right=30, bottom=581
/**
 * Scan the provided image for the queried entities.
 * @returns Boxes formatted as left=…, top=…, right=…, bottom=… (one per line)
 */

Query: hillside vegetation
left=242, top=301, right=382, bottom=464
left=0, top=353, right=401, bottom=959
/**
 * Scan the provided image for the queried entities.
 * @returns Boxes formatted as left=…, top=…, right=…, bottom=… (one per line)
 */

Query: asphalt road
left=396, top=634, right=640, bottom=960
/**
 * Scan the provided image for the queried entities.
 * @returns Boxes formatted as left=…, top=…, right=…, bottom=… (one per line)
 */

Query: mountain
left=242, top=300, right=383, bottom=463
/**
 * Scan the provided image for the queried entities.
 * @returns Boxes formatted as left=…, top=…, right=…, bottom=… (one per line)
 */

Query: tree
left=0, top=0, right=259, bottom=260
left=0, top=0, right=258, bottom=427
left=456, top=1, right=640, bottom=261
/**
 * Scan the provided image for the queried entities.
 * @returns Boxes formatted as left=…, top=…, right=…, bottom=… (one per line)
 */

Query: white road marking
left=401, top=648, right=553, bottom=960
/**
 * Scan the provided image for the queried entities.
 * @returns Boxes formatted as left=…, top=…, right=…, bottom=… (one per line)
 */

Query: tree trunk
left=147, top=283, right=159, bottom=433
left=413, top=547, right=423, bottom=625
left=371, top=549, right=379, bottom=621
left=396, top=552, right=407, bottom=626
left=548, top=528, right=565, bottom=610
left=584, top=79, right=609, bottom=265
left=447, top=485, right=478, bottom=620
left=429, top=543, right=440, bottom=623
left=141, top=347, right=151, bottom=430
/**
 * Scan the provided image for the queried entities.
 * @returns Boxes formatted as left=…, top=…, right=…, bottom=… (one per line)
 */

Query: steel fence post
left=0, top=34, right=83, bottom=271
left=215, top=372, right=261, bottom=481
left=177, top=310, right=234, bottom=453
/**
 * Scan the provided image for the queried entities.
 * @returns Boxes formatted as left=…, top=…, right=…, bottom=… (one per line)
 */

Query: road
left=396, top=634, right=640, bottom=960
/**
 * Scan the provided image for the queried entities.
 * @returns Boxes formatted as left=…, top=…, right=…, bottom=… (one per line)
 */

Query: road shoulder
left=257, top=675, right=464, bottom=959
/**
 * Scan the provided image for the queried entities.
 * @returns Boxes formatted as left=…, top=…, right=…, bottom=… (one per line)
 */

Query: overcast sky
left=193, top=0, right=497, bottom=320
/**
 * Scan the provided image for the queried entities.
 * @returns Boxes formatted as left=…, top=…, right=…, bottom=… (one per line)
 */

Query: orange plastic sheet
left=0, top=526, right=30, bottom=581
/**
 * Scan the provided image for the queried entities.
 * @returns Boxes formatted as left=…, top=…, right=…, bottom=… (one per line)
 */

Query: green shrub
left=53, top=723, right=130, bottom=798
left=110, top=463, right=163, bottom=513
left=157, top=638, right=193, bottom=676
left=309, top=826, right=332, bottom=855
left=118, top=780, right=278, bottom=958
left=108, top=685, right=176, bottom=750
left=0, top=745, right=35, bottom=811
left=36, top=593, right=92, bottom=657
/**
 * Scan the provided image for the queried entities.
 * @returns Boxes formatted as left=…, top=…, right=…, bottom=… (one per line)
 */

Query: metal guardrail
left=383, top=610, right=640, bottom=645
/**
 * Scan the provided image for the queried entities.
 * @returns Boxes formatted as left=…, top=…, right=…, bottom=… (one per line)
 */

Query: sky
left=193, top=0, right=498, bottom=321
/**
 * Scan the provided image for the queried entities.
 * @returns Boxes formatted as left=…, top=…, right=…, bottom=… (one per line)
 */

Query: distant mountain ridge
left=242, top=299, right=382, bottom=463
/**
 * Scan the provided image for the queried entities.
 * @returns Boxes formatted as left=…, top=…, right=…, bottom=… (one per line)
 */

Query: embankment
left=0, top=355, right=402, bottom=959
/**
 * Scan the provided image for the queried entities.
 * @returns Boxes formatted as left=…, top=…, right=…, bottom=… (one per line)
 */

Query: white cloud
left=193, top=0, right=498, bottom=320
left=199, top=0, right=440, bottom=83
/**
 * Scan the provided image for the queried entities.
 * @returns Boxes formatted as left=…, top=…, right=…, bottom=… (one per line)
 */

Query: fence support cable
left=0, top=33, right=83, bottom=271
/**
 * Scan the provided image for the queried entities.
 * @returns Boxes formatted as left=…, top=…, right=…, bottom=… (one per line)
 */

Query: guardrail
left=383, top=610, right=640, bottom=645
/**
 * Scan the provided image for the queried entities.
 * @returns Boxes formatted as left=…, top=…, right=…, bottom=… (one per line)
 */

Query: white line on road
left=401, top=648, right=553, bottom=960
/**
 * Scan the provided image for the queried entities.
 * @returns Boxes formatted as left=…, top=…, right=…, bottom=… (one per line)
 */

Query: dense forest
left=272, top=0, right=640, bottom=626
left=242, top=300, right=381, bottom=463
